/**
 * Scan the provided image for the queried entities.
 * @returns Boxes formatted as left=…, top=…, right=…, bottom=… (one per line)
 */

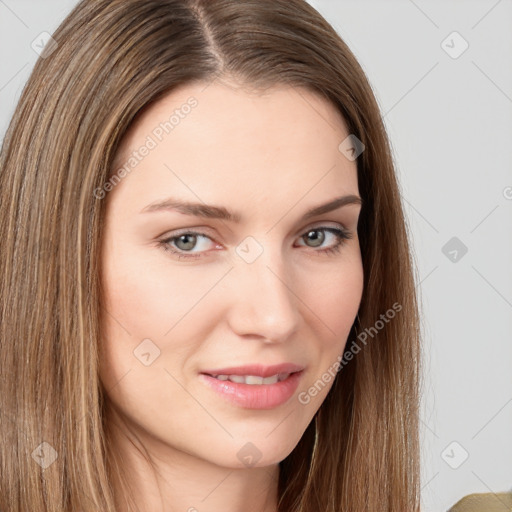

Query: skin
left=98, top=77, right=364, bottom=512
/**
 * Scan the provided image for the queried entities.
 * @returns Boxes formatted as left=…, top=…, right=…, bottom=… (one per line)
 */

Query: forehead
left=109, top=80, right=359, bottom=212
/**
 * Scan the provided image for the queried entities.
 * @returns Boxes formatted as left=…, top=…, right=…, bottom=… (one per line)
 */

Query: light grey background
left=1, top=1, right=511, bottom=511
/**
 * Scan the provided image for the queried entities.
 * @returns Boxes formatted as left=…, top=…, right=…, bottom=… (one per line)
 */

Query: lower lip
left=199, top=371, right=303, bottom=409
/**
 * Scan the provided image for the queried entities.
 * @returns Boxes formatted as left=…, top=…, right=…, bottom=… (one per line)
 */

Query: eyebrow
left=140, top=194, right=363, bottom=222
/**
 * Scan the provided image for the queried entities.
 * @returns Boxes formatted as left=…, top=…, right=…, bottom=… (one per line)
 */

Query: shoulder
left=448, top=492, right=512, bottom=512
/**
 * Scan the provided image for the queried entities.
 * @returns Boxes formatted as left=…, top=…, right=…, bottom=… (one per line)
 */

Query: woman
left=0, top=0, right=422, bottom=510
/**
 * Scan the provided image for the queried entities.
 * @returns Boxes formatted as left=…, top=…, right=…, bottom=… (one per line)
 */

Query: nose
left=224, top=247, right=302, bottom=344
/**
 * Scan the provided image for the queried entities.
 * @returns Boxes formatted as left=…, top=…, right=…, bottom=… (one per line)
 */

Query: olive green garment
left=448, top=492, right=512, bottom=512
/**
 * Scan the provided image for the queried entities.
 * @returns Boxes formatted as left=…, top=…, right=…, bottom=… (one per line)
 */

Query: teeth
left=246, top=375, right=265, bottom=385
left=211, top=373, right=290, bottom=384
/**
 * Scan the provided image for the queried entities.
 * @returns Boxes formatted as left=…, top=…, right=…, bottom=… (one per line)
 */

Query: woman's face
left=99, top=79, right=364, bottom=468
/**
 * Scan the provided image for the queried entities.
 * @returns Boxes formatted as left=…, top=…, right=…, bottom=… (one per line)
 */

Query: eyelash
left=158, top=226, right=353, bottom=260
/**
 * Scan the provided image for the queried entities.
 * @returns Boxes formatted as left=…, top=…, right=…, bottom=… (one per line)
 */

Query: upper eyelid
left=163, top=221, right=350, bottom=240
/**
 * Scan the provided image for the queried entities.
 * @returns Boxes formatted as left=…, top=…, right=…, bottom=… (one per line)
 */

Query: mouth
left=198, top=369, right=304, bottom=409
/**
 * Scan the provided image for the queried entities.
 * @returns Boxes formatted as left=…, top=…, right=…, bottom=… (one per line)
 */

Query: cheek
left=295, top=255, right=363, bottom=410
left=305, top=253, right=364, bottom=343
left=101, top=243, right=226, bottom=335
left=98, top=245, right=230, bottom=388
left=97, top=256, right=215, bottom=429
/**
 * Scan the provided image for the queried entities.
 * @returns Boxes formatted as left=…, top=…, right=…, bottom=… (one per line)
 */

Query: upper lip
left=200, top=363, right=305, bottom=377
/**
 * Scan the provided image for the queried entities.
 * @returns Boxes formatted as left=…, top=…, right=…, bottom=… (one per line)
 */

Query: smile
left=199, top=370, right=304, bottom=409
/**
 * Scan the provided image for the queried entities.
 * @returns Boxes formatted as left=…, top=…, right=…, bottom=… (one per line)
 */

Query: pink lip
left=199, top=370, right=304, bottom=409
left=200, top=363, right=304, bottom=378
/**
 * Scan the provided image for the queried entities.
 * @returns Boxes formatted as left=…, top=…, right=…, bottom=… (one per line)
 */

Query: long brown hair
left=0, top=0, right=422, bottom=510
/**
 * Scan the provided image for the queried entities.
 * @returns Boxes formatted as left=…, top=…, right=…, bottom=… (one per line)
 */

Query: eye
left=296, top=227, right=353, bottom=256
left=159, top=231, right=215, bottom=259
left=158, top=226, right=353, bottom=260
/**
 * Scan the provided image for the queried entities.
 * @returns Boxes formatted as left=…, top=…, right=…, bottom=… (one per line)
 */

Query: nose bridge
left=227, top=241, right=300, bottom=341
